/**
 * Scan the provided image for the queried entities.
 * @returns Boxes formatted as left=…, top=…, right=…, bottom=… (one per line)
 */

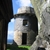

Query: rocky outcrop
left=30, top=0, right=50, bottom=50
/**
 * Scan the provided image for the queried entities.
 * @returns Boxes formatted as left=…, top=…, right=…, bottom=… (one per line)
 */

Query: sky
left=7, top=0, right=33, bottom=40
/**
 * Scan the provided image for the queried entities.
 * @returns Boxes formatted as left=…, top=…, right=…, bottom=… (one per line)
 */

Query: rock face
left=30, top=0, right=50, bottom=50
left=13, top=7, right=38, bottom=45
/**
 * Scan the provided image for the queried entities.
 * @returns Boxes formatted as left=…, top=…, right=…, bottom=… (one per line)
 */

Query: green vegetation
left=7, top=44, right=30, bottom=50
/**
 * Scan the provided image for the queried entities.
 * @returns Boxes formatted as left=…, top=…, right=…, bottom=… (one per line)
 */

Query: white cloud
left=16, top=0, right=31, bottom=7
left=7, top=30, right=14, bottom=39
left=8, top=31, right=14, bottom=34
left=11, top=18, right=14, bottom=22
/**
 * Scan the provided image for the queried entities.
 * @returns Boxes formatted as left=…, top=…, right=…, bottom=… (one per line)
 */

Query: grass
left=19, top=45, right=30, bottom=50
left=7, top=44, right=30, bottom=50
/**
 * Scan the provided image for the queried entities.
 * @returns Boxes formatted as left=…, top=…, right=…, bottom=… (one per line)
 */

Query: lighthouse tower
left=13, top=7, right=38, bottom=45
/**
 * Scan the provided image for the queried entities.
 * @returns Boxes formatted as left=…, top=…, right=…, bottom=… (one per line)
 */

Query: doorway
left=22, top=33, right=27, bottom=45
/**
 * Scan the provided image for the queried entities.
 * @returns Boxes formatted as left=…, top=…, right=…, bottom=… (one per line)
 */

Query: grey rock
left=30, top=0, right=50, bottom=50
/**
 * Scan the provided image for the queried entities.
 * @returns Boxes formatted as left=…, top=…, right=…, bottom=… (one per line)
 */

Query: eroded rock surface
left=30, top=0, right=50, bottom=50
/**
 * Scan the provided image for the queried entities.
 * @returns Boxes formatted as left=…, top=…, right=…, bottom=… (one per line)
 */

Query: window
left=23, top=19, right=28, bottom=26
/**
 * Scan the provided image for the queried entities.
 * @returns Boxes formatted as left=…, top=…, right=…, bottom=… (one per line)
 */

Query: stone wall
left=14, top=31, right=22, bottom=45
